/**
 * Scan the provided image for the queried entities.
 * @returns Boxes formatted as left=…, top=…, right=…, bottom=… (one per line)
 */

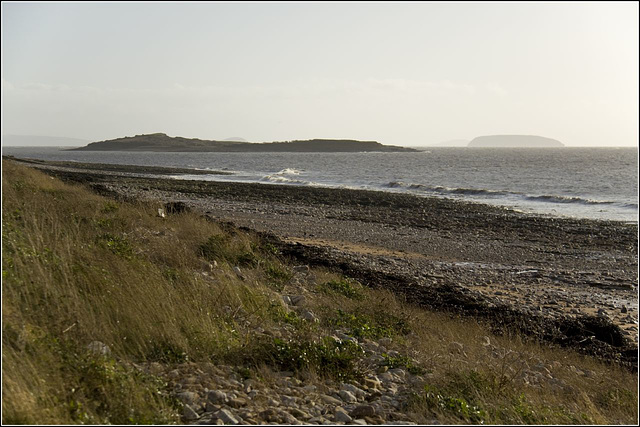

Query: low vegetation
left=2, top=160, right=637, bottom=424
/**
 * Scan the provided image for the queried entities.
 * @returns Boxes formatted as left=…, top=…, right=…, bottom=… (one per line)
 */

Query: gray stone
left=281, top=411, right=303, bottom=425
left=259, top=408, right=279, bottom=422
left=320, top=394, right=342, bottom=405
left=339, top=389, right=358, bottom=403
left=293, top=265, right=310, bottom=274
left=207, top=390, right=227, bottom=404
left=289, top=408, right=311, bottom=420
left=281, top=395, right=297, bottom=406
left=350, top=405, right=376, bottom=418
left=177, top=391, right=200, bottom=405
left=214, top=409, right=241, bottom=425
left=302, top=384, right=317, bottom=393
left=290, top=295, right=307, bottom=306
left=300, top=309, right=319, bottom=322
left=228, top=397, right=247, bottom=408
left=334, top=408, right=353, bottom=423
left=87, top=341, right=111, bottom=356
left=183, top=404, right=200, bottom=421
left=341, top=383, right=366, bottom=398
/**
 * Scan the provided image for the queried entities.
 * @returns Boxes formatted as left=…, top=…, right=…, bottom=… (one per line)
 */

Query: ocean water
left=3, top=146, right=638, bottom=223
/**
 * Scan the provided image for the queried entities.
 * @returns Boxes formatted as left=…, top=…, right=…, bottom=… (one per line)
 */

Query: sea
left=2, top=146, right=638, bottom=223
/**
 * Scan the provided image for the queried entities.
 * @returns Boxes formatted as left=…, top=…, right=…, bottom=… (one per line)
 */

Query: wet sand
left=8, top=157, right=638, bottom=367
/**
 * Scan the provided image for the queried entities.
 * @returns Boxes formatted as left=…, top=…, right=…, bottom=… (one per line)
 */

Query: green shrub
left=328, top=309, right=411, bottom=339
left=96, top=233, right=133, bottom=258
left=265, top=263, right=293, bottom=290
left=382, top=353, right=426, bottom=375
left=251, top=337, right=365, bottom=381
left=318, top=279, right=363, bottom=299
left=146, top=340, right=188, bottom=364
left=423, top=384, right=487, bottom=423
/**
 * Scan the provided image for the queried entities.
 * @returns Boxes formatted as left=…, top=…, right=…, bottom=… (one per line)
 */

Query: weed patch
left=250, top=337, right=365, bottom=381
left=318, top=278, right=363, bottom=299
left=96, top=233, right=134, bottom=258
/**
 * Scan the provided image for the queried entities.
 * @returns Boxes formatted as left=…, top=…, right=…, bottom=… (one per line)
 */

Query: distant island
left=468, top=135, right=564, bottom=148
left=69, top=133, right=418, bottom=153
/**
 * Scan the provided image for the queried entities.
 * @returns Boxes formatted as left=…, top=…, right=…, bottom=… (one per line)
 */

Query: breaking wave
left=383, top=181, right=631, bottom=208
left=273, top=168, right=303, bottom=176
left=261, top=174, right=317, bottom=186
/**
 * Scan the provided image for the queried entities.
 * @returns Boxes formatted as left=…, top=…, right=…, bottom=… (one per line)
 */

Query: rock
left=259, top=408, right=279, bottom=422
left=302, top=384, right=317, bottom=393
left=341, top=383, right=366, bottom=398
left=377, top=372, right=394, bottom=383
left=334, top=408, right=353, bottom=423
left=165, top=201, right=190, bottom=214
left=233, top=266, right=245, bottom=280
left=350, top=405, right=376, bottom=418
left=299, top=309, right=319, bottom=322
left=281, top=395, right=297, bottom=406
left=228, top=397, right=247, bottom=408
left=289, top=408, right=312, bottom=420
left=177, top=391, right=200, bottom=405
left=621, top=305, right=628, bottom=313
left=481, top=336, right=491, bottom=346
left=281, top=411, right=302, bottom=425
left=290, top=295, right=306, bottom=306
left=388, top=368, right=406, bottom=380
left=320, top=394, right=342, bottom=405
left=266, top=397, right=281, bottom=407
left=352, top=420, right=368, bottom=425
left=293, top=265, right=310, bottom=274
left=183, top=404, right=200, bottom=421
left=282, top=295, right=293, bottom=305
left=157, top=208, right=166, bottom=218
left=214, top=409, right=241, bottom=425
left=364, top=377, right=381, bottom=390
left=207, top=390, right=227, bottom=404
left=339, top=389, right=358, bottom=403
left=86, top=341, right=111, bottom=356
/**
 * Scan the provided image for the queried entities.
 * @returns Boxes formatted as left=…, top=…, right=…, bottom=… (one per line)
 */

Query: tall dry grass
left=2, top=161, right=292, bottom=423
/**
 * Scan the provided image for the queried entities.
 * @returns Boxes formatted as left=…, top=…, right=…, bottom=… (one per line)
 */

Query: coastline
left=7, top=157, right=638, bottom=366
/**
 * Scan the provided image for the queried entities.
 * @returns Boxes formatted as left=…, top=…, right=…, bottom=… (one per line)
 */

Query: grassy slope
left=2, top=160, right=637, bottom=424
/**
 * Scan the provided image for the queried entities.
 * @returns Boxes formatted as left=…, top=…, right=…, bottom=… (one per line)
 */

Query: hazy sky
left=2, top=2, right=638, bottom=146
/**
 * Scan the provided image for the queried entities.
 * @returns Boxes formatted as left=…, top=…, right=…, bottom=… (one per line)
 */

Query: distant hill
left=2, top=134, right=89, bottom=147
left=223, top=137, right=248, bottom=142
left=69, top=133, right=418, bottom=153
left=468, top=135, right=564, bottom=148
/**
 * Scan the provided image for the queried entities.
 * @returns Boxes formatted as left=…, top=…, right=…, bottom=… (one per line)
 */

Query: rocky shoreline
left=8, top=158, right=638, bottom=368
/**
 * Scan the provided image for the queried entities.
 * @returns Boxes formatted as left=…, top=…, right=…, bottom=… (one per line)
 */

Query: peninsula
left=69, top=133, right=418, bottom=153
left=468, top=135, right=564, bottom=148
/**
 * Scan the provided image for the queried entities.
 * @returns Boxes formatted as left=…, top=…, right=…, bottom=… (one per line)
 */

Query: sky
left=1, top=2, right=638, bottom=147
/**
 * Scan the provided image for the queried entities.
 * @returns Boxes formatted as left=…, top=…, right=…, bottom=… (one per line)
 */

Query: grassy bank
left=2, top=160, right=637, bottom=424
